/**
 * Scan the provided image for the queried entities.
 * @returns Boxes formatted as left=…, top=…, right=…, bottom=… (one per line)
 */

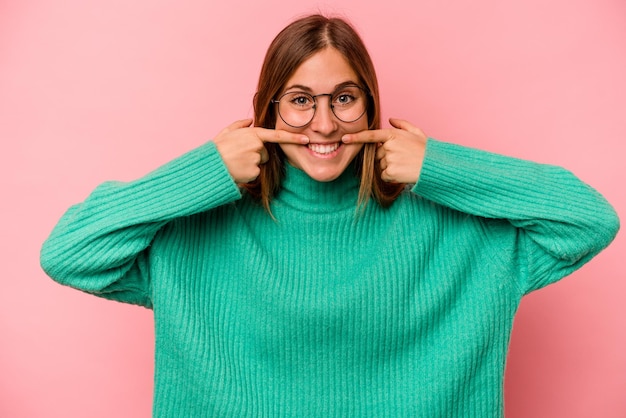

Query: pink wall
left=1, top=1, right=624, bottom=416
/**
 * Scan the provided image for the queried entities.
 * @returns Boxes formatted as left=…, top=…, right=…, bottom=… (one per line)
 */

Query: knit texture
left=41, top=139, right=619, bottom=417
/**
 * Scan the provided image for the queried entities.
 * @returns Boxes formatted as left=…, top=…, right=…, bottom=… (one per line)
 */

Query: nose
left=309, top=96, right=338, bottom=136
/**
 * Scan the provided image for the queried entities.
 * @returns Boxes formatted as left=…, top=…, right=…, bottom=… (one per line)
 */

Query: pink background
left=1, top=1, right=624, bottom=416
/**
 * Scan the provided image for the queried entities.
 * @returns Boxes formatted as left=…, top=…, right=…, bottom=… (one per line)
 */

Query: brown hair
left=244, top=14, right=404, bottom=212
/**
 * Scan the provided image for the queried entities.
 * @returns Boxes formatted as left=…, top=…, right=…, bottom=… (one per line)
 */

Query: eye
left=286, top=93, right=314, bottom=108
left=333, top=86, right=363, bottom=107
left=334, top=93, right=356, bottom=106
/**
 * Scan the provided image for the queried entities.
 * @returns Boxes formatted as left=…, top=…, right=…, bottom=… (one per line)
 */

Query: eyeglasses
left=271, top=84, right=368, bottom=128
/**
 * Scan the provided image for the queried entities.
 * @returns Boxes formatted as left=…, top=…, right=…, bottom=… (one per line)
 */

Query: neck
left=274, top=162, right=360, bottom=213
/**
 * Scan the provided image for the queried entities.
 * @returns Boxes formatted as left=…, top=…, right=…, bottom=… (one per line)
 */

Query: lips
left=307, top=142, right=340, bottom=155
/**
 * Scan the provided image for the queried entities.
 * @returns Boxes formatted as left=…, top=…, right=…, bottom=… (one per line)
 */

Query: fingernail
left=300, top=135, right=309, bottom=144
left=341, top=135, right=351, bottom=143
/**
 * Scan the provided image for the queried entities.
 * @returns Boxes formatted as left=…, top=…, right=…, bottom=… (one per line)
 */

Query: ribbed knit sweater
left=41, top=138, right=619, bottom=417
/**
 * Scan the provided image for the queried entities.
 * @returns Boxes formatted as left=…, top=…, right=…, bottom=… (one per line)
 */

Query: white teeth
left=308, top=142, right=340, bottom=154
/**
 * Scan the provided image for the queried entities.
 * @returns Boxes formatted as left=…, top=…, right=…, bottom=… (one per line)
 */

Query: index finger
left=256, top=128, right=309, bottom=144
left=341, top=129, right=393, bottom=144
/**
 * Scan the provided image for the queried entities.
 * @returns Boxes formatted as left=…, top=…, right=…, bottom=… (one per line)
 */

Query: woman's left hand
left=341, top=118, right=427, bottom=183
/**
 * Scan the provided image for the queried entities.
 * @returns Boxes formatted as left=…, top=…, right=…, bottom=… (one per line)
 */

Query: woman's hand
left=341, top=118, right=427, bottom=183
left=213, top=119, right=309, bottom=183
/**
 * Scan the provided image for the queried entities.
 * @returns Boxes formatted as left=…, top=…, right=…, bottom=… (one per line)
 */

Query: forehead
left=284, top=47, right=359, bottom=92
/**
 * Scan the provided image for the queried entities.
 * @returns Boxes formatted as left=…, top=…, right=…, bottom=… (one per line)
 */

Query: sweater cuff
left=78, top=140, right=242, bottom=229
left=131, top=140, right=242, bottom=221
left=412, top=138, right=473, bottom=207
left=411, top=138, right=529, bottom=218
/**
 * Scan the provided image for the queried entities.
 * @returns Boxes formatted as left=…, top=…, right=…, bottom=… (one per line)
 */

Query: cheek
left=347, top=143, right=365, bottom=160
left=351, top=112, right=369, bottom=133
left=274, top=116, right=285, bottom=131
left=277, top=143, right=304, bottom=170
left=275, top=118, right=306, bottom=134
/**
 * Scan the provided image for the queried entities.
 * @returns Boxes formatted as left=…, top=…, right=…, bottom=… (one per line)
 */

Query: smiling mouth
left=308, top=142, right=340, bottom=155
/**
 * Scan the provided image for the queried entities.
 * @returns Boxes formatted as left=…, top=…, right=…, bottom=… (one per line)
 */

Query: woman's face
left=275, top=47, right=368, bottom=182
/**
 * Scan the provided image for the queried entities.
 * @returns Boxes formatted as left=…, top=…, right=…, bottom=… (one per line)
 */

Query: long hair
left=244, top=14, right=404, bottom=213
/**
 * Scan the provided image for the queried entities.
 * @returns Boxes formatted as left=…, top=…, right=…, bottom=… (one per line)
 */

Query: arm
left=40, top=122, right=309, bottom=307
left=343, top=119, right=620, bottom=294
left=40, top=141, right=242, bottom=307
left=414, top=139, right=619, bottom=293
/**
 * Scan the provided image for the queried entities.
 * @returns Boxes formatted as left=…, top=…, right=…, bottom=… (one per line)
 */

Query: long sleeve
left=40, top=141, right=242, bottom=307
left=412, top=138, right=620, bottom=294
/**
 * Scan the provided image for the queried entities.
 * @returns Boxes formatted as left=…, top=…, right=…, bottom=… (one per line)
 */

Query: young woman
left=41, top=14, right=619, bottom=417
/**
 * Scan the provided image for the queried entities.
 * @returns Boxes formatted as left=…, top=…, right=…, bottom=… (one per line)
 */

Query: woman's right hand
left=213, top=119, right=309, bottom=183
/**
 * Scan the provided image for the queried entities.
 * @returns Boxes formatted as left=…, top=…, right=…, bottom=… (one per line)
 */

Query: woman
left=41, top=14, right=619, bottom=417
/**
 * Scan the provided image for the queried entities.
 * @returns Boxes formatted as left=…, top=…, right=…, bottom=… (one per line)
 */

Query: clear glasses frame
left=271, top=84, right=369, bottom=128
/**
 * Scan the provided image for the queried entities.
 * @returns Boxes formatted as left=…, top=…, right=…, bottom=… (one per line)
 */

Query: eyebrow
left=282, top=81, right=360, bottom=93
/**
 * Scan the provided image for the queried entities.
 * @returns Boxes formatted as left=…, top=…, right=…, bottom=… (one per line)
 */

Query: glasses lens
left=277, top=92, right=316, bottom=128
left=331, top=86, right=366, bottom=123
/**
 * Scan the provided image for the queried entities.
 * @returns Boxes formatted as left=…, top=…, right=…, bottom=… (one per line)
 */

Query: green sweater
left=41, top=139, right=619, bottom=417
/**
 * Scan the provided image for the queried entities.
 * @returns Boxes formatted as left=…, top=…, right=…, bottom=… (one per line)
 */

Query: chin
left=301, top=166, right=346, bottom=182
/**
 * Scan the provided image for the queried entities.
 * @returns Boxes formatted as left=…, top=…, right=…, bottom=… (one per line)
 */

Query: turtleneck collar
left=273, top=161, right=360, bottom=213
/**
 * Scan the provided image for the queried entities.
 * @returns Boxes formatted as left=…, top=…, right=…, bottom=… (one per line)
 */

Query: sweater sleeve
left=412, top=138, right=620, bottom=294
left=40, top=141, right=242, bottom=308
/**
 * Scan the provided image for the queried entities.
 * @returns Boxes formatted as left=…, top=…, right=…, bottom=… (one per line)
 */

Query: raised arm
left=344, top=119, right=620, bottom=293
left=41, top=122, right=310, bottom=307
left=40, top=141, right=241, bottom=307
